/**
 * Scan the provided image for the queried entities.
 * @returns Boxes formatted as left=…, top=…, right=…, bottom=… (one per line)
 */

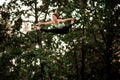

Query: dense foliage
left=0, top=0, right=120, bottom=80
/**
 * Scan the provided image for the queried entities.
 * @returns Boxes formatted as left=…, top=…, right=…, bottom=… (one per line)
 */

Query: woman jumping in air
left=35, top=13, right=75, bottom=34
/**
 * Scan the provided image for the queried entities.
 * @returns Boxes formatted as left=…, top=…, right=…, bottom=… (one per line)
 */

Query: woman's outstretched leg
left=35, top=25, right=71, bottom=34
left=41, top=28, right=60, bottom=33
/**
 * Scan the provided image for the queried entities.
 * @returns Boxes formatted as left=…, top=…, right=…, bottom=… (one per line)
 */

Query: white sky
left=0, top=0, right=11, bottom=6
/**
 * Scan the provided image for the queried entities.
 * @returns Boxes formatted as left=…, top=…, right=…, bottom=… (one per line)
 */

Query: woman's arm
left=58, top=18, right=74, bottom=23
left=36, top=21, right=53, bottom=26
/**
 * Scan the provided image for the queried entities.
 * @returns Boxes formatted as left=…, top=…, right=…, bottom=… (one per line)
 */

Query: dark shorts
left=41, top=24, right=72, bottom=34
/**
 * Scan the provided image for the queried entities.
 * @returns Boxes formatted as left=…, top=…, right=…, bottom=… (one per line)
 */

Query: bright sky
left=0, top=0, right=11, bottom=6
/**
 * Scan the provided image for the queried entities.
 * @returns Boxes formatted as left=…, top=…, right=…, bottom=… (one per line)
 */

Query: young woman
left=35, top=13, right=75, bottom=34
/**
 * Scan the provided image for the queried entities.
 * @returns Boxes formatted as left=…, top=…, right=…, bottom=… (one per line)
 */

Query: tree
left=0, top=0, right=120, bottom=80
left=83, top=0, right=120, bottom=80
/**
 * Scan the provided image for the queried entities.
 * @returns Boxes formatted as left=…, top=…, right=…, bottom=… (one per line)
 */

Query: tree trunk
left=81, top=10, right=86, bottom=80
left=40, top=62, right=45, bottom=80
left=81, top=43, right=85, bottom=80
left=106, top=56, right=112, bottom=80
left=35, top=0, right=42, bottom=48
left=105, top=43, right=113, bottom=80
left=73, top=51, right=79, bottom=80
left=105, top=25, right=113, bottom=80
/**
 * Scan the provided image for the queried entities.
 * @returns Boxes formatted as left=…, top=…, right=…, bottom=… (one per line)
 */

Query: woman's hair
left=53, top=13, right=59, bottom=18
